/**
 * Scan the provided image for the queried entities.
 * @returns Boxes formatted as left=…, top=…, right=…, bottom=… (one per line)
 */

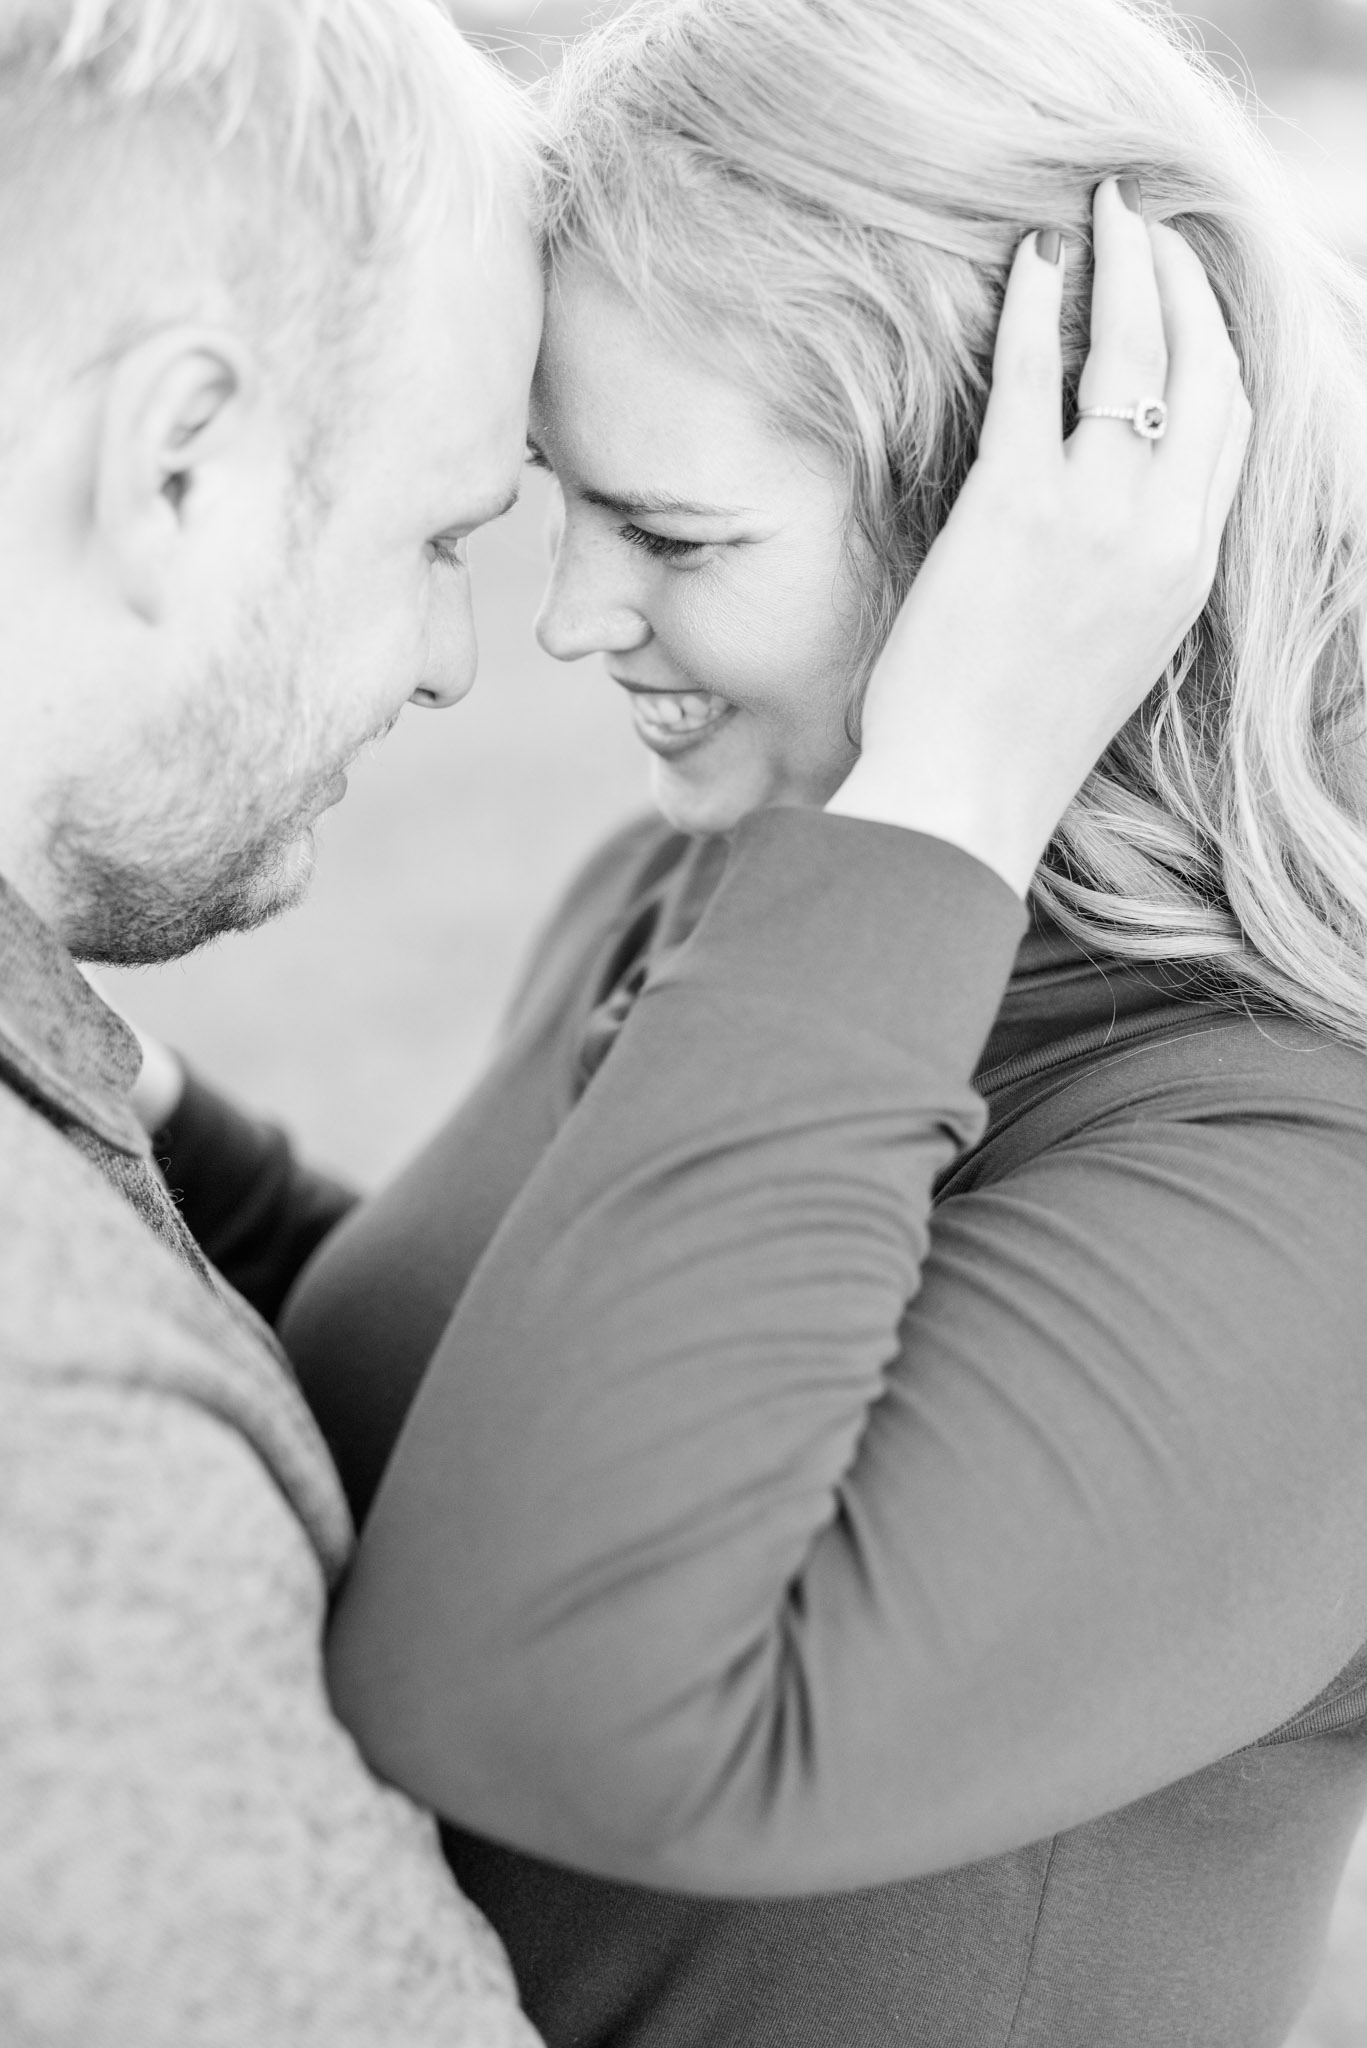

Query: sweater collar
left=0, top=873, right=149, bottom=1157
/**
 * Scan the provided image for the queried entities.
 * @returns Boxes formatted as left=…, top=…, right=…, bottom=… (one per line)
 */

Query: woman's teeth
left=629, top=689, right=729, bottom=739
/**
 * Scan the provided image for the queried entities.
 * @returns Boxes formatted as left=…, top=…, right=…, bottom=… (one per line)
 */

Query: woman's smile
left=617, top=679, right=737, bottom=756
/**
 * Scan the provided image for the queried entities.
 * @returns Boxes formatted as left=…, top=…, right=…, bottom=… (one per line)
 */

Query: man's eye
left=429, top=535, right=466, bottom=571
left=618, top=524, right=707, bottom=562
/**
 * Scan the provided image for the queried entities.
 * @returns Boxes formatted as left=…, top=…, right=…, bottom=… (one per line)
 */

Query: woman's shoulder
left=1061, top=1004, right=1367, bottom=1118
left=961, top=1003, right=1367, bottom=1198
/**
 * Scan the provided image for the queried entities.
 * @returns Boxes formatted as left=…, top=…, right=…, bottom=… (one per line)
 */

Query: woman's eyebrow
left=580, top=482, right=749, bottom=520
left=526, top=434, right=747, bottom=520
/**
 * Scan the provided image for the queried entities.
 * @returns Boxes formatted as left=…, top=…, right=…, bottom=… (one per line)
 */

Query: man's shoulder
left=0, top=1087, right=535, bottom=2048
left=0, top=1079, right=351, bottom=1577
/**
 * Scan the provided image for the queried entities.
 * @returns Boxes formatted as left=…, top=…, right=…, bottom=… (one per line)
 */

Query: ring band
left=1076, top=397, right=1169, bottom=441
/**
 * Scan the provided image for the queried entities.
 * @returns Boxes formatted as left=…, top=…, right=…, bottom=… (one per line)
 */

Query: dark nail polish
left=1036, top=228, right=1063, bottom=265
left=1117, top=175, right=1143, bottom=215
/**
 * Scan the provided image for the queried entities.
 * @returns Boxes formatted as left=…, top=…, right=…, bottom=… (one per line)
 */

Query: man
left=0, top=2, right=543, bottom=2040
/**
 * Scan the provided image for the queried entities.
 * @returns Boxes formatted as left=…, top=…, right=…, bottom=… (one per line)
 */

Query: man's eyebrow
left=525, top=436, right=746, bottom=521
left=480, top=483, right=522, bottom=523
left=442, top=483, right=520, bottom=534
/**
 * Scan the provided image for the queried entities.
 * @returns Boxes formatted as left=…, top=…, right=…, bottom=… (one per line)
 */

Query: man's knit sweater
left=0, top=874, right=539, bottom=2048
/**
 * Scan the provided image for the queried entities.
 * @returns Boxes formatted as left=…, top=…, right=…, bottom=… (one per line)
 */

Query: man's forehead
left=334, top=209, right=538, bottom=531
left=422, top=358, right=530, bottom=526
left=414, top=204, right=542, bottom=348
left=403, top=227, right=540, bottom=406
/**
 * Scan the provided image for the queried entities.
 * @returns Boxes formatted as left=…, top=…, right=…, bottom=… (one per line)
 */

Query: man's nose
left=411, top=580, right=478, bottom=709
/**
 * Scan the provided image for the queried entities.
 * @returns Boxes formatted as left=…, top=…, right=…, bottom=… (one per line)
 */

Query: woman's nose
left=535, top=514, right=649, bottom=665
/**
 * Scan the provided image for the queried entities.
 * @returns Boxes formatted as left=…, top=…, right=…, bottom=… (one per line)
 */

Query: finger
left=1149, top=222, right=1246, bottom=496
left=1073, top=176, right=1168, bottom=467
left=1147, top=224, right=1249, bottom=591
left=1187, top=368, right=1251, bottom=599
left=976, top=229, right=1068, bottom=472
left=1204, top=380, right=1253, bottom=541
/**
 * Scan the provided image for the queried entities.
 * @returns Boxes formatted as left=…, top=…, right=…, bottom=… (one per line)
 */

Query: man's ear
left=92, top=327, right=259, bottom=623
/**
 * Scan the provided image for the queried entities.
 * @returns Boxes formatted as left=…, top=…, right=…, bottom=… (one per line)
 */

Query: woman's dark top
left=166, top=811, right=1367, bottom=2048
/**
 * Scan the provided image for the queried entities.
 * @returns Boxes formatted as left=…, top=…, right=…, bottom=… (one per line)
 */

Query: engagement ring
left=1076, top=397, right=1169, bottom=440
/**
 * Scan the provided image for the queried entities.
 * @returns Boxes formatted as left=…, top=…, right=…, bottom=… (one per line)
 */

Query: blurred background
left=103, top=6, right=1367, bottom=2039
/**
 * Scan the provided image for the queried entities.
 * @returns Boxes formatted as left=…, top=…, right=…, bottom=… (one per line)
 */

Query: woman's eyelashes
left=525, top=447, right=714, bottom=565
left=617, top=523, right=708, bottom=562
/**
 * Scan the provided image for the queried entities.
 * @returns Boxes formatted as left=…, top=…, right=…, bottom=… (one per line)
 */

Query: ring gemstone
left=1136, top=397, right=1169, bottom=440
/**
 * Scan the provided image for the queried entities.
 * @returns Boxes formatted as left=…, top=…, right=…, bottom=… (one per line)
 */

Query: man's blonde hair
left=0, top=0, right=535, bottom=423
left=542, top=0, right=1367, bottom=1055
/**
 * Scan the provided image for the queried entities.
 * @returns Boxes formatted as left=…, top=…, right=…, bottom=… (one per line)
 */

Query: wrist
left=825, top=755, right=1050, bottom=899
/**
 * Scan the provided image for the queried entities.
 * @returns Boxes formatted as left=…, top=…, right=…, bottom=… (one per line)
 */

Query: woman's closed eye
left=528, top=441, right=718, bottom=565
left=617, top=523, right=708, bottom=562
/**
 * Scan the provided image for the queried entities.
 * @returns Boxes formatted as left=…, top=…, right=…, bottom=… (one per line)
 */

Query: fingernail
left=1117, top=175, right=1143, bottom=215
left=1036, top=228, right=1063, bottom=265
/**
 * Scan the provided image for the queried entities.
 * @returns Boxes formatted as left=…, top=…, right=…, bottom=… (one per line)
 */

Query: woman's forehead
left=534, top=269, right=839, bottom=510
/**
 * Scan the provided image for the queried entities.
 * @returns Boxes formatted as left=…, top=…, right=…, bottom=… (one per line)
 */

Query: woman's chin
left=646, top=749, right=844, bottom=837
left=648, top=756, right=762, bottom=837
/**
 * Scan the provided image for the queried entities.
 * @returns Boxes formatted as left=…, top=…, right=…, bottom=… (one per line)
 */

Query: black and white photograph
left=2, top=2, right=1366, bottom=2043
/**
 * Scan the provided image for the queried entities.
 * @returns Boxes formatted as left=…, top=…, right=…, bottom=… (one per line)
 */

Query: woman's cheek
left=665, top=566, right=773, bottom=696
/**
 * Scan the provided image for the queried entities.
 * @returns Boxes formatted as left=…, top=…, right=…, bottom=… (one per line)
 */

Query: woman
left=156, top=1, right=1367, bottom=2042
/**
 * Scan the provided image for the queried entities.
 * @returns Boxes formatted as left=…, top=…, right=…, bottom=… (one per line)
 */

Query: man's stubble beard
left=49, top=787, right=322, bottom=967
left=46, top=578, right=367, bottom=967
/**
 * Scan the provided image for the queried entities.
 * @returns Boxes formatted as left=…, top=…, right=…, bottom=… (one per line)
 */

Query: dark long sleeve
left=155, top=1072, right=357, bottom=1325
left=327, top=808, right=1367, bottom=1895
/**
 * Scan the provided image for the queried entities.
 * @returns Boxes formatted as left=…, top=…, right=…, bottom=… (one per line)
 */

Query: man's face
left=50, top=209, right=542, bottom=964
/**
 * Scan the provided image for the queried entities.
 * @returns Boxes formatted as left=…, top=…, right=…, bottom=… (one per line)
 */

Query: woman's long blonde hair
left=539, top=0, right=1367, bottom=1047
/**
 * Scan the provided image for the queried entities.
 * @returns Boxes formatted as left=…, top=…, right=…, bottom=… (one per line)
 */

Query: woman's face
left=530, top=265, right=869, bottom=835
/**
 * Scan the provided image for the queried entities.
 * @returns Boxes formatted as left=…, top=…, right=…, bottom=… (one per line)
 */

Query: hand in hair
left=828, top=176, right=1252, bottom=899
